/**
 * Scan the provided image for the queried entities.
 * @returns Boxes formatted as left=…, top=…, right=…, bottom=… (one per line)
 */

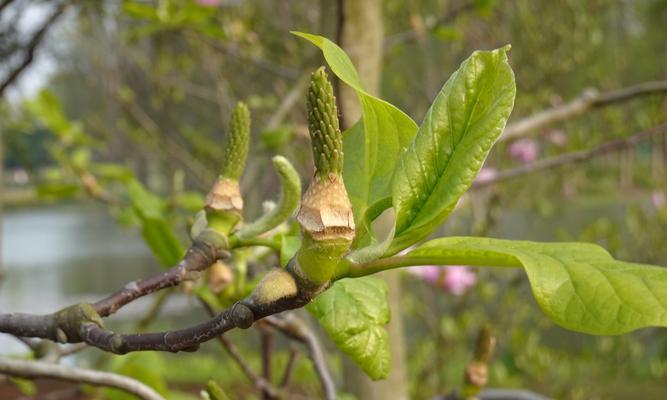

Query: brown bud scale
left=297, top=173, right=355, bottom=242
left=205, top=177, right=243, bottom=213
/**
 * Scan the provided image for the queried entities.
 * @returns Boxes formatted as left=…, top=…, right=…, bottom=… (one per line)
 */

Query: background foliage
left=1, top=0, right=667, bottom=399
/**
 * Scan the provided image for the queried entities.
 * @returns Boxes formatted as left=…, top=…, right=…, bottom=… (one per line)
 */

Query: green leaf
left=105, top=352, right=169, bottom=400
left=90, top=163, right=134, bottom=182
left=409, top=237, right=667, bottom=335
left=9, top=378, right=36, bottom=396
left=127, top=179, right=184, bottom=266
left=139, top=216, right=185, bottom=267
left=173, top=191, right=206, bottom=212
left=293, top=32, right=418, bottom=242
left=307, top=277, right=391, bottom=380
left=390, top=46, right=516, bottom=254
left=36, top=182, right=80, bottom=200
left=206, top=380, right=232, bottom=400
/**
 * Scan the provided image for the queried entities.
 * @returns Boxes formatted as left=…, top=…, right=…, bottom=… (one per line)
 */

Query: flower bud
left=293, top=67, right=355, bottom=287
left=205, top=102, right=250, bottom=234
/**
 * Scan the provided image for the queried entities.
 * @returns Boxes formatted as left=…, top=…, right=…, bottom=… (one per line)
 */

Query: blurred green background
left=1, top=0, right=666, bottom=399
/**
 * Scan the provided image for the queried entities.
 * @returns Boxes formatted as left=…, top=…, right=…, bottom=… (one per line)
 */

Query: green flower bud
left=205, top=102, right=250, bottom=235
left=292, top=67, right=355, bottom=287
left=307, top=67, right=343, bottom=178
left=221, top=102, right=250, bottom=180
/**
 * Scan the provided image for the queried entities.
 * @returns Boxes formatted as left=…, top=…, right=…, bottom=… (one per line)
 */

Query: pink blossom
left=545, top=129, right=567, bottom=147
left=509, top=139, right=539, bottom=164
left=408, top=265, right=477, bottom=296
left=196, top=0, right=223, bottom=6
left=443, top=266, right=477, bottom=296
left=653, top=191, right=666, bottom=209
left=475, top=167, right=498, bottom=184
left=407, top=265, right=441, bottom=285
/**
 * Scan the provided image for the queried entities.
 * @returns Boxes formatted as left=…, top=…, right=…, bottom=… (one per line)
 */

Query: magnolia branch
left=501, top=80, right=667, bottom=141
left=0, top=251, right=317, bottom=355
left=94, top=240, right=228, bottom=317
left=0, top=237, right=229, bottom=348
left=0, top=358, right=165, bottom=400
left=475, top=122, right=667, bottom=188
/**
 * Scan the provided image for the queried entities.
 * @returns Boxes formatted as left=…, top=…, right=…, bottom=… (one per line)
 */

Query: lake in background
left=0, top=203, right=195, bottom=354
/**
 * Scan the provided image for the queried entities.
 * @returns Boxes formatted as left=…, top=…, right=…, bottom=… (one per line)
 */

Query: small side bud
left=251, top=269, right=298, bottom=306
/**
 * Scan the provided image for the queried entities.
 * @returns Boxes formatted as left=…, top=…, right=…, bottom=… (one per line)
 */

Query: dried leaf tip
left=307, top=67, right=343, bottom=177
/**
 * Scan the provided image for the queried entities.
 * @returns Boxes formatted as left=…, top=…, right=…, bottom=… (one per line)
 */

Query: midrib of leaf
left=397, top=55, right=503, bottom=234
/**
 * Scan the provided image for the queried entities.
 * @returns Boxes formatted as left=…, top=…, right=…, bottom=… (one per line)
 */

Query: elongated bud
left=292, top=67, right=355, bottom=287
left=221, top=102, right=250, bottom=180
left=307, top=67, right=343, bottom=177
left=205, top=102, right=250, bottom=234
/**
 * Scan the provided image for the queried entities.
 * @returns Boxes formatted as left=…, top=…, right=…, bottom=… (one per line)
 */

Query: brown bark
left=337, top=1, right=409, bottom=399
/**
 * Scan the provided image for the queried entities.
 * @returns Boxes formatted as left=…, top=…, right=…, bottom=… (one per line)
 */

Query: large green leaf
left=293, top=32, right=418, bottom=244
left=405, top=237, right=667, bottom=335
left=307, top=277, right=391, bottom=380
left=390, top=47, right=516, bottom=254
left=127, top=180, right=184, bottom=267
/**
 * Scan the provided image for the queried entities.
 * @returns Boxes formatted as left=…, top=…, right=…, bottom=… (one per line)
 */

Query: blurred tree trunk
left=0, top=132, right=4, bottom=278
left=337, top=1, right=409, bottom=399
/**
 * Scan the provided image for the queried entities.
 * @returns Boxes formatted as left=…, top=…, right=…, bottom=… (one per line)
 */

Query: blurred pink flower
left=653, top=191, right=666, bottom=209
left=443, top=266, right=477, bottom=296
left=407, top=265, right=441, bottom=285
left=545, top=129, right=567, bottom=147
left=475, top=167, right=498, bottom=184
left=509, top=139, right=539, bottom=163
left=408, top=265, right=477, bottom=296
left=197, top=0, right=223, bottom=6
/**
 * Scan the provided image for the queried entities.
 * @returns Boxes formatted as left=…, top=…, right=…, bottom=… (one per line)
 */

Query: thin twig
left=265, top=74, right=310, bottom=131
left=383, top=2, right=476, bottom=49
left=94, top=241, right=228, bottom=317
left=136, top=289, right=172, bottom=332
left=475, top=123, right=667, bottom=188
left=279, top=345, right=299, bottom=388
left=0, top=1, right=68, bottom=96
left=200, top=300, right=281, bottom=398
left=259, top=323, right=273, bottom=400
left=0, top=0, right=17, bottom=14
left=197, top=35, right=299, bottom=80
left=264, top=315, right=337, bottom=400
left=0, top=357, right=164, bottom=400
left=116, top=91, right=215, bottom=185
left=501, top=81, right=667, bottom=141
left=56, top=343, right=88, bottom=358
